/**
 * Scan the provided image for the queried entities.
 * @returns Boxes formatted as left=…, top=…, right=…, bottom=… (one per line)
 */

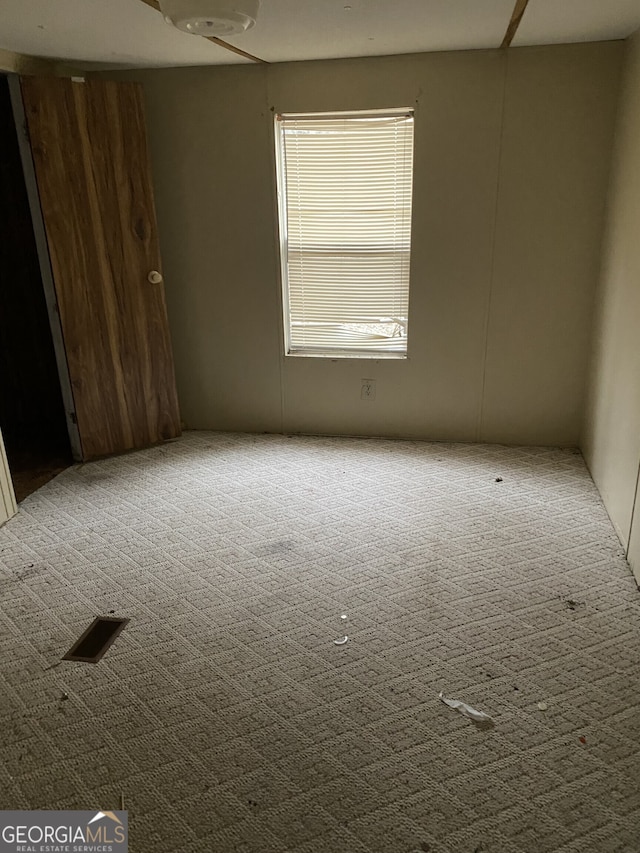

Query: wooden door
left=20, top=77, right=181, bottom=461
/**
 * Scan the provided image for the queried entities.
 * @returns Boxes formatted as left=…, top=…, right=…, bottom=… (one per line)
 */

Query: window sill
left=286, top=350, right=407, bottom=360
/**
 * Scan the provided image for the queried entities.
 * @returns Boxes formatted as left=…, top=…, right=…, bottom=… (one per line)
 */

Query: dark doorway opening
left=0, top=75, right=72, bottom=502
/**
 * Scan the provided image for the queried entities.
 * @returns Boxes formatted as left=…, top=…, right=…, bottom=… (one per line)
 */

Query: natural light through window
left=275, top=109, right=415, bottom=357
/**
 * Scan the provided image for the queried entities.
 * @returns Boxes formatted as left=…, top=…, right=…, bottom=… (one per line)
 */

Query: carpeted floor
left=0, top=431, right=639, bottom=853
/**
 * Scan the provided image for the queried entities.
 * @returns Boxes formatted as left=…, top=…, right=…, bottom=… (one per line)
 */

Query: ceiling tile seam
left=501, top=0, right=531, bottom=49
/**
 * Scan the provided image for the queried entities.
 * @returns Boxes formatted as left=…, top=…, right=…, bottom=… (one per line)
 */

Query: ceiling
left=1, top=0, right=639, bottom=68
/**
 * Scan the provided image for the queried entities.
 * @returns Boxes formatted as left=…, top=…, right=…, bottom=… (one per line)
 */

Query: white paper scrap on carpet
left=439, top=691, right=494, bottom=725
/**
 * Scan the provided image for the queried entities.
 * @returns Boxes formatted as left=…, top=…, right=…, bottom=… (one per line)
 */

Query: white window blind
left=276, top=109, right=414, bottom=357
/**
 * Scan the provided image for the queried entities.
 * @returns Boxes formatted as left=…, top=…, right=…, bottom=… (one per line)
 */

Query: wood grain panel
left=21, top=77, right=181, bottom=460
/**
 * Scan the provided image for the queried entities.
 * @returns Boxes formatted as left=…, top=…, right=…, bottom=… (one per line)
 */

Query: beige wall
left=132, top=41, right=621, bottom=443
left=583, top=31, right=640, bottom=579
left=0, top=429, right=17, bottom=527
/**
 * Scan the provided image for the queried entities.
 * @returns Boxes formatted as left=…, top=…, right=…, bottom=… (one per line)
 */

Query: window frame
left=274, top=108, right=414, bottom=360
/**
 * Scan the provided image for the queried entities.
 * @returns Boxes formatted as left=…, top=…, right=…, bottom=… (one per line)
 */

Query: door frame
left=0, top=427, right=17, bottom=525
left=6, top=73, right=82, bottom=461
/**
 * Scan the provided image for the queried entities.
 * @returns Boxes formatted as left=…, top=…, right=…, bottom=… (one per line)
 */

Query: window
left=275, top=109, right=414, bottom=358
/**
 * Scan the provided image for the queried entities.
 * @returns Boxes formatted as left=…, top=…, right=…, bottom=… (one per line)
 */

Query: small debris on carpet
left=495, top=477, right=503, bottom=482
left=439, top=692, right=494, bottom=728
left=565, top=599, right=585, bottom=611
left=60, top=691, right=69, bottom=701
left=579, top=736, right=587, bottom=745
left=334, top=613, right=349, bottom=644
left=537, top=701, right=548, bottom=711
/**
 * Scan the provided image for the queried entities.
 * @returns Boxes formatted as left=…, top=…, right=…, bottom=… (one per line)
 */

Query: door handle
left=148, top=270, right=163, bottom=284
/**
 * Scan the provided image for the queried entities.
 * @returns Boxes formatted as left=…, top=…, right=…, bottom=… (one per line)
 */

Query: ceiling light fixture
left=159, top=0, right=260, bottom=36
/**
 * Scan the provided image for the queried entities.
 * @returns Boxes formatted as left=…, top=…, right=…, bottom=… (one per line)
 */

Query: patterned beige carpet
left=0, top=432, right=639, bottom=853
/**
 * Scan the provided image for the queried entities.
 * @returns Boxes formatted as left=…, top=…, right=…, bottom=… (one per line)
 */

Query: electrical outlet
left=361, top=379, right=376, bottom=400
